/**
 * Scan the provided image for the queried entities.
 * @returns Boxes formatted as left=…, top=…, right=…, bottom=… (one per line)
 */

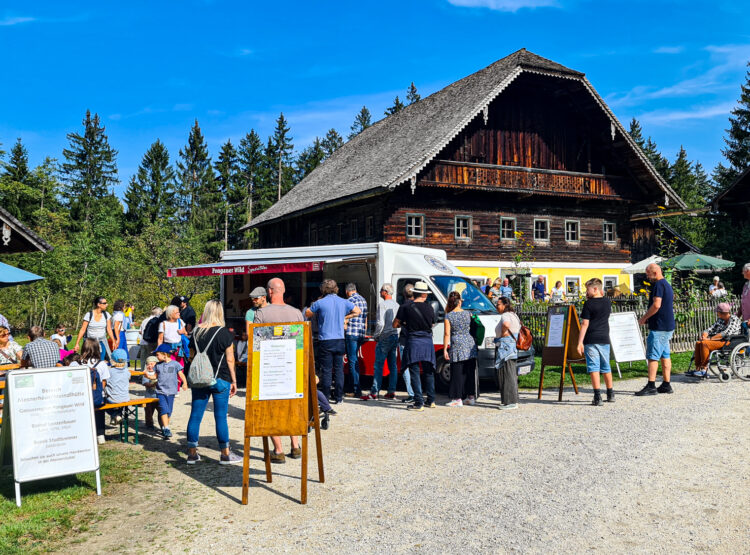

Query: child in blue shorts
left=153, top=344, right=187, bottom=439
left=577, top=278, right=614, bottom=406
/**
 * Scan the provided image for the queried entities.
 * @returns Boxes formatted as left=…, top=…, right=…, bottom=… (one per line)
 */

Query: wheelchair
left=705, top=335, right=749, bottom=382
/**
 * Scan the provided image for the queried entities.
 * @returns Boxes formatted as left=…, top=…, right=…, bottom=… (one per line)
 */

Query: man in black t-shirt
left=393, top=281, right=436, bottom=411
left=577, top=278, right=614, bottom=406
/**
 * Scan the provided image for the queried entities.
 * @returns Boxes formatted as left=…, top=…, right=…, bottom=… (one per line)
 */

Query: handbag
left=469, top=313, right=485, bottom=346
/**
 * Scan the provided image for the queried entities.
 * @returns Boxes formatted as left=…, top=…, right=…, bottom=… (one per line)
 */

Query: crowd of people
left=1, top=261, right=750, bottom=462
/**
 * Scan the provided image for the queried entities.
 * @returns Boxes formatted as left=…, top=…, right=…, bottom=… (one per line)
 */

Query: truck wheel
left=435, top=359, right=450, bottom=393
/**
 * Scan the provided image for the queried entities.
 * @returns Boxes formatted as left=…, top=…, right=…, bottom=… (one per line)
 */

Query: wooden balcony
left=421, top=160, right=632, bottom=200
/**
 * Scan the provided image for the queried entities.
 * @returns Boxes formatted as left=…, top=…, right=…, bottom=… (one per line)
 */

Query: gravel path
left=78, top=375, right=750, bottom=553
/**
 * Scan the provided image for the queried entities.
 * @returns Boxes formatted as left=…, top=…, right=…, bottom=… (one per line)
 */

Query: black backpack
left=88, top=363, right=104, bottom=407
left=142, top=313, right=165, bottom=344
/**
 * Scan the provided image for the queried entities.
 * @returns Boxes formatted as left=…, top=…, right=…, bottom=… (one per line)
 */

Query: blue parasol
left=0, top=261, right=44, bottom=287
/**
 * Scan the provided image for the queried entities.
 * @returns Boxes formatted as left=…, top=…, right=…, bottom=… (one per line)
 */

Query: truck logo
left=424, top=255, right=453, bottom=274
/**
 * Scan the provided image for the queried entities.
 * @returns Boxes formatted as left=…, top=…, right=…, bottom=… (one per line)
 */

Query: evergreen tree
left=714, top=63, right=750, bottom=192
left=269, top=113, right=295, bottom=201
left=321, top=128, right=344, bottom=158
left=295, top=138, right=325, bottom=183
left=0, top=138, right=38, bottom=221
left=693, top=162, right=715, bottom=201
left=384, top=96, right=405, bottom=116
left=628, top=118, right=645, bottom=148
left=215, top=140, right=242, bottom=249
left=238, top=129, right=266, bottom=234
left=665, top=147, right=707, bottom=249
left=628, top=117, right=670, bottom=180
left=176, top=120, right=214, bottom=226
left=349, top=106, right=372, bottom=139
left=123, top=140, right=176, bottom=235
left=60, top=110, right=119, bottom=226
left=406, top=82, right=421, bottom=104
left=256, top=137, right=279, bottom=215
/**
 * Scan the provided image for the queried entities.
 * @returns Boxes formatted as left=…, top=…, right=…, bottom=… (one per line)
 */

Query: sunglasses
left=0, top=332, right=9, bottom=337
left=99, top=301, right=108, bottom=305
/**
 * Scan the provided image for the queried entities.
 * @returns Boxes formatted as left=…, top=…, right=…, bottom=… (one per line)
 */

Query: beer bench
left=97, top=398, right=158, bottom=445
left=0, top=379, right=5, bottom=425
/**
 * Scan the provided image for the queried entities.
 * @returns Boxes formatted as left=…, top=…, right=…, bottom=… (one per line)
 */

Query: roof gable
left=248, top=49, right=685, bottom=228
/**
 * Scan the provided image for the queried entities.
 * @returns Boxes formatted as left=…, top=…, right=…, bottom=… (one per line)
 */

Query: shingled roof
left=247, top=49, right=685, bottom=229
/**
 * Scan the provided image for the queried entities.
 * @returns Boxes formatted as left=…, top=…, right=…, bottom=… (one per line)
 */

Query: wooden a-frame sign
left=538, top=304, right=582, bottom=401
left=241, top=321, right=324, bottom=505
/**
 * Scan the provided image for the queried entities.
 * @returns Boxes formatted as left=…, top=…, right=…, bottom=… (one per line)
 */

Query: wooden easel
left=241, top=322, right=324, bottom=505
left=538, top=304, right=582, bottom=401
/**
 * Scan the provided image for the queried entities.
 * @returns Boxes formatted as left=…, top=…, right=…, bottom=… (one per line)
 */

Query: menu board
left=546, top=313, right=565, bottom=347
left=608, top=312, right=646, bottom=363
left=250, top=324, right=305, bottom=401
left=6, top=366, right=99, bottom=483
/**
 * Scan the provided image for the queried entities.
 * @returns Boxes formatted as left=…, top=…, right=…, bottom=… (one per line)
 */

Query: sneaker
left=401, top=396, right=414, bottom=403
left=384, top=392, right=396, bottom=400
left=220, top=452, right=243, bottom=465
left=344, top=392, right=355, bottom=398
left=270, top=451, right=286, bottom=464
left=425, top=401, right=436, bottom=408
left=162, top=427, right=172, bottom=439
left=657, top=382, right=673, bottom=394
left=360, top=393, right=377, bottom=401
left=606, top=390, right=616, bottom=403
left=110, top=416, right=118, bottom=425
left=97, top=434, right=106, bottom=445
left=634, top=384, right=657, bottom=397
left=145, top=422, right=155, bottom=430
left=592, top=395, right=603, bottom=406
left=330, top=398, right=342, bottom=405
left=407, top=404, right=424, bottom=412
left=446, top=399, right=463, bottom=407
left=187, top=452, right=201, bottom=465
left=692, top=370, right=707, bottom=378
left=324, top=409, right=337, bottom=416
left=464, top=396, right=476, bottom=406
left=115, top=414, right=123, bottom=424
left=289, top=447, right=302, bottom=459
left=499, top=403, right=519, bottom=410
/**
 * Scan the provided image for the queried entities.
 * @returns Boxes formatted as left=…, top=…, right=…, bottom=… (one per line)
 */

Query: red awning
left=167, top=261, right=324, bottom=278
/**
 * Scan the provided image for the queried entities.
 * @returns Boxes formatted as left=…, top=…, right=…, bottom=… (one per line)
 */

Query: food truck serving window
left=430, top=276, right=496, bottom=313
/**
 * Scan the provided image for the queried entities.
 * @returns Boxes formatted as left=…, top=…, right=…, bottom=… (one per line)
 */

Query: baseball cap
left=716, top=302, right=731, bottom=313
left=250, top=287, right=267, bottom=298
left=153, top=344, right=173, bottom=354
left=171, top=295, right=187, bottom=306
left=145, top=356, right=159, bottom=364
left=111, top=349, right=128, bottom=362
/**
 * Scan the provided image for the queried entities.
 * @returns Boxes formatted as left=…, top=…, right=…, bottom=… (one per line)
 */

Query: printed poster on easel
left=1, top=366, right=101, bottom=507
left=538, top=305, right=582, bottom=402
left=608, top=311, right=647, bottom=378
left=242, top=322, right=324, bottom=506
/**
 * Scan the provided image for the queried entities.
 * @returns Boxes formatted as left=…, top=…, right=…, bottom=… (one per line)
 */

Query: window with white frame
left=565, top=220, right=580, bottom=242
left=500, top=217, right=516, bottom=240
left=534, top=219, right=550, bottom=242
left=603, top=275, right=618, bottom=292
left=455, top=215, right=471, bottom=240
left=366, top=216, right=374, bottom=238
left=565, top=276, right=581, bottom=297
left=406, top=214, right=424, bottom=238
left=350, top=219, right=358, bottom=241
left=603, top=222, right=616, bottom=243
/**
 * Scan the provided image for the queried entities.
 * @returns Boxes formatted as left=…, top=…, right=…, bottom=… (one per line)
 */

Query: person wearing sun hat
left=689, top=302, right=743, bottom=378
left=393, top=281, right=437, bottom=411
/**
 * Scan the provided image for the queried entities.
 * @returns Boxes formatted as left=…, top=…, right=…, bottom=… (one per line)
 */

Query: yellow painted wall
left=457, top=265, right=633, bottom=294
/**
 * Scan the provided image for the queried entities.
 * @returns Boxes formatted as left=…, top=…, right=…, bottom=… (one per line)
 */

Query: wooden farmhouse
left=245, top=49, right=687, bottom=296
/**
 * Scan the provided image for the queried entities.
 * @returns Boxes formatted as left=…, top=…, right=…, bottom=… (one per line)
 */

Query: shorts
left=584, top=344, right=611, bottom=374
left=646, top=330, right=674, bottom=361
left=156, top=393, right=175, bottom=417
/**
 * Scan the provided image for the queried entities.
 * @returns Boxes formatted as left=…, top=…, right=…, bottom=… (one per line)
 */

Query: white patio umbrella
left=622, top=254, right=664, bottom=275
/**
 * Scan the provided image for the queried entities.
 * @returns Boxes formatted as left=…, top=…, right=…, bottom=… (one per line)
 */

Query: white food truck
left=169, top=242, right=531, bottom=388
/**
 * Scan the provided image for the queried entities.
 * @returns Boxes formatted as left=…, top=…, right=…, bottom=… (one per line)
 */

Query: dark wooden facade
left=256, top=73, right=672, bottom=263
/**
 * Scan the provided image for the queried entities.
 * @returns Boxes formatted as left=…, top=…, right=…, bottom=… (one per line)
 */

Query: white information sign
left=258, top=339, right=301, bottom=400
left=6, top=366, right=100, bottom=506
left=547, top=313, right=565, bottom=347
left=608, top=312, right=647, bottom=363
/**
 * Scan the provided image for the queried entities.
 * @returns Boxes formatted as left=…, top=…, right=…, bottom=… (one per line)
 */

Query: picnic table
left=97, top=398, right=158, bottom=445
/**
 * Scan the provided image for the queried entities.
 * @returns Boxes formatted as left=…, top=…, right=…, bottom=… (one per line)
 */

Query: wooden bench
left=0, top=379, right=5, bottom=425
left=97, top=398, right=158, bottom=445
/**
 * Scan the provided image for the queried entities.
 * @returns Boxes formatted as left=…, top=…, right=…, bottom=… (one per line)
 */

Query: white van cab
left=169, top=242, right=512, bottom=388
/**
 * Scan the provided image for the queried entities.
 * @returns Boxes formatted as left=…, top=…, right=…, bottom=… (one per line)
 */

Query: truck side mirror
left=430, top=300, right=444, bottom=322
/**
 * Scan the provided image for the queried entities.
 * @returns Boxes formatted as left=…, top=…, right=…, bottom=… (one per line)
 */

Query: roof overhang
left=0, top=206, right=53, bottom=254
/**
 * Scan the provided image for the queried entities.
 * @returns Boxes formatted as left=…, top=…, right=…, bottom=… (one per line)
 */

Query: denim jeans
left=409, top=361, right=435, bottom=407
left=345, top=334, right=365, bottom=395
left=186, top=378, right=231, bottom=449
left=318, top=339, right=345, bottom=401
left=372, top=334, right=399, bottom=394
left=399, top=343, right=414, bottom=397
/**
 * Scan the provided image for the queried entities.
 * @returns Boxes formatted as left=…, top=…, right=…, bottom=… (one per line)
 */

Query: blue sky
left=1, top=0, right=749, bottom=195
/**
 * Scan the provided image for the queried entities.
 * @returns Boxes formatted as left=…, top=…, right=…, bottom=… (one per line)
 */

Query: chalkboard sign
left=539, top=305, right=582, bottom=401
left=241, top=322, right=324, bottom=505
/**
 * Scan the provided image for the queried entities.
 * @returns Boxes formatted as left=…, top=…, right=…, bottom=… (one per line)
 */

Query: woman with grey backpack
left=185, top=300, right=242, bottom=465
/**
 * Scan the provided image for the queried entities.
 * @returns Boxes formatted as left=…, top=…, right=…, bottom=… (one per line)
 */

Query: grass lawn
left=0, top=443, right=152, bottom=554
left=519, top=351, right=693, bottom=390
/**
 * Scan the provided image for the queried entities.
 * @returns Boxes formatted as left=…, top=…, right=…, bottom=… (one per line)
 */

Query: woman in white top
left=550, top=281, right=565, bottom=303
left=74, top=296, right=116, bottom=361
left=158, top=305, right=187, bottom=366
left=494, top=296, right=521, bottom=410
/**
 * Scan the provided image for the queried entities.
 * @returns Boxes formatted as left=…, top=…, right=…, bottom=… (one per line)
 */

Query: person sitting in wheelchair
left=689, top=302, right=743, bottom=378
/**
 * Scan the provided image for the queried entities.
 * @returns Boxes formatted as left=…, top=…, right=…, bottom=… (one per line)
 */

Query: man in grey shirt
left=362, top=283, right=400, bottom=400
